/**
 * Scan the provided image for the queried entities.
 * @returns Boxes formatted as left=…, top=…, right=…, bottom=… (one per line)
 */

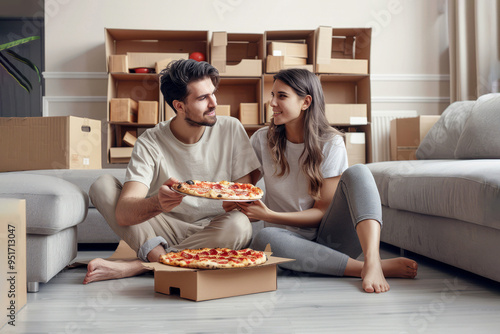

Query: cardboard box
left=239, top=103, right=260, bottom=125
left=216, top=105, right=231, bottom=117
left=127, top=52, right=188, bottom=70
left=109, top=147, right=133, bottom=164
left=165, top=103, right=176, bottom=120
left=390, top=116, right=440, bottom=161
left=105, top=28, right=209, bottom=72
left=123, top=131, right=137, bottom=147
left=138, top=101, right=159, bottom=124
left=211, top=31, right=263, bottom=77
left=0, top=199, right=27, bottom=328
left=217, top=78, right=261, bottom=121
left=110, top=98, right=138, bottom=123
left=264, top=101, right=273, bottom=123
left=316, top=26, right=371, bottom=74
left=156, top=58, right=172, bottom=74
left=108, top=55, right=128, bottom=73
left=264, top=30, right=316, bottom=74
left=325, top=104, right=367, bottom=125
left=316, top=58, right=368, bottom=75
left=269, top=41, right=307, bottom=58
left=345, top=132, right=366, bottom=166
left=265, top=55, right=312, bottom=73
left=0, top=116, right=101, bottom=172
left=143, top=251, right=294, bottom=302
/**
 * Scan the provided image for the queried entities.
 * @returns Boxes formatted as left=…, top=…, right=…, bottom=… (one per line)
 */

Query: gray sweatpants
left=250, top=164, right=383, bottom=276
left=89, top=174, right=252, bottom=262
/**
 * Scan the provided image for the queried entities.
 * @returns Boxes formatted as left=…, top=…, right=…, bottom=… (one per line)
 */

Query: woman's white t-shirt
left=250, top=127, right=348, bottom=240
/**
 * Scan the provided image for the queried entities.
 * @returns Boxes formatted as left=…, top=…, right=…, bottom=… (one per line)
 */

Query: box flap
left=316, top=26, right=332, bottom=65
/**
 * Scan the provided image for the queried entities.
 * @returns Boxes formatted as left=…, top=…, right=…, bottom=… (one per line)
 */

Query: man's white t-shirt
left=251, top=127, right=348, bottom=240
left=126, top=116, right=261, bottom=224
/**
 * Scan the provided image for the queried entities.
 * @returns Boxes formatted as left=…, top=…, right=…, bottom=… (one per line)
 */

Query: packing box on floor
left=211, top=31, right=263, bottom=77
left=144, top=253, right=294, bottom=302
left=390, top=116, right=440, bottom=161
left=0, top=116, right=101, bottom=172
left=0, top=199, right=27, bottom=328
left=316, top=26, right=371, bottom=74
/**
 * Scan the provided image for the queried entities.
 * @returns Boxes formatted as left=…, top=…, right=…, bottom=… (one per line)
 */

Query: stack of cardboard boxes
left=104, top=26, right=372, bottom=166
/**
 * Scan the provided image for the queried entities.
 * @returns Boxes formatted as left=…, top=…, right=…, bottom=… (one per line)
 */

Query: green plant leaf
left=6, top=50, right=41, bottom=83
left=0, top=36, right=40, bottom=51
left=0, top=52, right=32, bottom=92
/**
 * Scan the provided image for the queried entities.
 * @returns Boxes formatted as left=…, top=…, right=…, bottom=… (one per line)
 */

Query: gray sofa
left=0, top=169, right=126, bottom=291
left=367, top=93, right=500, bottom=283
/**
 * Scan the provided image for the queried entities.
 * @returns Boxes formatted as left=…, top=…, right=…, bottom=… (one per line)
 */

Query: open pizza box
left=143, top=245, right=295, bottom=302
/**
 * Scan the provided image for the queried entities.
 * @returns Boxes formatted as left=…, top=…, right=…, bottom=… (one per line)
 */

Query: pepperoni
left=229, top=184, right=240, bottom=190
left=199, top=251, right=209, bottom=256
left=181, top=252, right=193, bottom=259
left=209, top=249, right=218, bottom=255
left=244, top=251, right=253, bottom=256
left=194, top=254, right=200, bottom=260
left=229, top=250, right=238, bottom=256
left=220, top=251, right=229, bottom=257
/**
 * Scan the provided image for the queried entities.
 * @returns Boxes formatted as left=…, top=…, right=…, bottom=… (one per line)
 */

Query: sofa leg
left=28, top=282, right=40, bottom=293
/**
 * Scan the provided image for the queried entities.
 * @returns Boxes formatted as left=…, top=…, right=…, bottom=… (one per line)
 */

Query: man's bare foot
left=83, top=258, right=149, bottom=284
left=361, top=258, right=390, bottom=293
left=381, top=257, right=418, bottom=278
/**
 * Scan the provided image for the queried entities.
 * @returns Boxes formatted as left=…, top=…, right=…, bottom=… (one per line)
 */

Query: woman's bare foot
left=361, top=257, right=390, bottom=293
left=381, top=257, right=418, bottom=278
left=83, top=258, right=149, bottom=284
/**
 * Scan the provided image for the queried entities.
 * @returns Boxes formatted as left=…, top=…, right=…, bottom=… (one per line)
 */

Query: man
left=84, top=59, right=260, bottom=284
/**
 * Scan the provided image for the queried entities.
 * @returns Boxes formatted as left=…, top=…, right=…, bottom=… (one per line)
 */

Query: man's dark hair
left=159, top=59, right=220, bottom=113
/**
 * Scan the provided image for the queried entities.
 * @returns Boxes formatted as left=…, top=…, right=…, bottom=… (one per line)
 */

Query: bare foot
left=381, top=257, right=418, bottom=278
left=361, top=258, right=390, bottom=293
left=83, top=258, right=149, bottom=284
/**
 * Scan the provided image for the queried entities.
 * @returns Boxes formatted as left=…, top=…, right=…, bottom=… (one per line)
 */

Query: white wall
left=43, top=0, right=450, bottom=121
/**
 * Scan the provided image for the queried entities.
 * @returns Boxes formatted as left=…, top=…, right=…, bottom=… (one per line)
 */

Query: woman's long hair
left=268, top=69, right=343, bottom=200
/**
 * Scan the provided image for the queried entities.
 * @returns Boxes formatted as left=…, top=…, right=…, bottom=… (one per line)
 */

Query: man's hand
left=158, top=177, right=185, bottom=212
left=222, top=201, right=239, bottom=212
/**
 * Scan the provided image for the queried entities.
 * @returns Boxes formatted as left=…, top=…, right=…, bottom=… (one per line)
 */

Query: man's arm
left=115, top=178, right=184, bottom=226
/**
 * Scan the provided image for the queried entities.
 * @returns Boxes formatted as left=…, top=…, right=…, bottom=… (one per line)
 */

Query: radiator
left=371, top=110, right=418, bottom=162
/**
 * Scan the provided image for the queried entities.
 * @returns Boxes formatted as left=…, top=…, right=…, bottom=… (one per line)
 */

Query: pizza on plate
left=159, top=248, right=267, bottom=269
left=171, top=180, right=263, bottom=201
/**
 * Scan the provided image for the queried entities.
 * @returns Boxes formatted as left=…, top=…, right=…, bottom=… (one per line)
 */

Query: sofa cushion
left=4, top=169, right=127, bottom=208
left=367, top=160, right=500, bottom=230
left=455, top=93, right=500, bottom=159
left=0, top=174, right=88, bottom=235
left=416, top=100, right=475, bottom=159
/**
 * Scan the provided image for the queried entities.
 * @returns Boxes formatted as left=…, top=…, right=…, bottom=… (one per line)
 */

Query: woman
left=236, top=68, right=417, bottom=293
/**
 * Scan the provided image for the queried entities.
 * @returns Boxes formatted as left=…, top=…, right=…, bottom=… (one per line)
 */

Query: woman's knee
left=250, top=227, right=286, bottom=251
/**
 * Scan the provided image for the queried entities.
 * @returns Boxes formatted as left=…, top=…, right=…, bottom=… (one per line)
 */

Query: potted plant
left=0, top=36, right=41, bottom=92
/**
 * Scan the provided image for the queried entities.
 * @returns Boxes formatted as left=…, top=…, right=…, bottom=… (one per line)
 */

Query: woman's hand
left=158, top=177, right=185, bottom=212
left=236, top=200, right=272, bottom=221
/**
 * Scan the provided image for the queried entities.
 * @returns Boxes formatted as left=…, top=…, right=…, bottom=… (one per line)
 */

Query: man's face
left=181, top=77, right=217, bottom=127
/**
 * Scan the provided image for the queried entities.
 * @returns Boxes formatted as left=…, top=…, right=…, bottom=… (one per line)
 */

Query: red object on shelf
left=133, top=68, right=153, bottom=73
left=189, top=52, right=206, bottom=62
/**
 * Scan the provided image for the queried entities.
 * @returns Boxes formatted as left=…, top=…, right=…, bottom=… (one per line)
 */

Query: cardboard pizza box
left=143, top=247, right=294, bottom=302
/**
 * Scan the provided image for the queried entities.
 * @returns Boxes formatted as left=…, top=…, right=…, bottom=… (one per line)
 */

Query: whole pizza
left=172, top=180, right=263, bottom=201
left=159, top=248, right=267, bottom=269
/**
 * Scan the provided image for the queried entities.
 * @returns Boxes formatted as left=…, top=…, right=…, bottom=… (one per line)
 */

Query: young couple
left=85, top=59, right=417, bottom=293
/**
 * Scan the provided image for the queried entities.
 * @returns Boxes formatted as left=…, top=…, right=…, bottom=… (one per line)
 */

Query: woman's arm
left=237, top=175, right=341, bottom=228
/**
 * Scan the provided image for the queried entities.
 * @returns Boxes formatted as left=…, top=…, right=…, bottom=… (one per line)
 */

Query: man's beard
left=184, top=107, right=217, bottom=127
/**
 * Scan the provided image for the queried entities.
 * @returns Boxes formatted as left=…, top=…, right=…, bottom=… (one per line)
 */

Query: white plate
left=170, top=186, right=261, bottom=202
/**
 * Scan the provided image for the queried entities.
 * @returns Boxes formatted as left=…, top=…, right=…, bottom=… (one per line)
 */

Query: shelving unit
left=103, top=26, right=372, bottom=165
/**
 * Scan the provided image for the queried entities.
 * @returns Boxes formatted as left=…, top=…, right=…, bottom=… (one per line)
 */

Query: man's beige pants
left=89, top=174, right=252, bottom=261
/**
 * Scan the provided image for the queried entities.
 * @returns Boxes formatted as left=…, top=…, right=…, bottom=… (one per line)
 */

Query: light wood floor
left=2, top=244, right=500, bottom=334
